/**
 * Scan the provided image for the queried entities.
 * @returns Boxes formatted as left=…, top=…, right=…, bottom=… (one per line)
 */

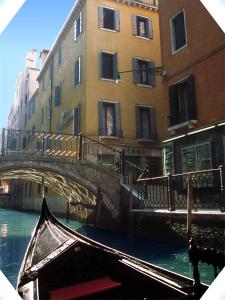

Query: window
left=99, top=101, right=121, bottom=137
left=136, top=106, right=156, bottom=140
left=48, top=98, right=51, bottom=120
left=75, top=56, right=81, bottom=87
left=74, top=11, right=82, bottom=41
left=100, top=51, right=117, bottom=80
left=28, top=102, right=31, bottom=120
left=132, top=58, right=155, bottom=86
left=98, top=6, right=120, bottom=31
left=54, top=84, right=61, bottom=106
left=170, top=9, right=187, bottom=53
left=169, top=75, right=196, bottom=127
left=42, top=76, right=45, bottom=91
left=182, top=143, right=211, bottom=172
left=132, top=15, right=153, bottom=39
left=163, top=144, right=174, bottom=175
left=31, top=98, right=35, bottom=114
left=41, top=107, right=44, bottom=126
left=73, top=105, right=81, bottom=136
left=58, top=47, right=62, bottom=65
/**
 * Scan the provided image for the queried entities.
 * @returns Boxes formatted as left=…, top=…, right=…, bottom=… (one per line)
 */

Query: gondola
left=17, top=199, right=208, bottom=300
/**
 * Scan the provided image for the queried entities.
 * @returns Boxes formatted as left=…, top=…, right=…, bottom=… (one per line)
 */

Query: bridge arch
left=0, top=157, right=120, bottom=218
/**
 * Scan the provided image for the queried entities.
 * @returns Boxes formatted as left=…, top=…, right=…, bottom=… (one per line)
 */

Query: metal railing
left=136, top=166, right=225, bottom=212
left=0, top=128, right=123, bottom=174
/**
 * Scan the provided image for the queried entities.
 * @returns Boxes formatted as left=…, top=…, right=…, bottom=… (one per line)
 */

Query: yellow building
left=32, top=0, right=163, bottom=174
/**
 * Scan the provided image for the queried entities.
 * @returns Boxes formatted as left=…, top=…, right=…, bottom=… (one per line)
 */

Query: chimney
left=40, top=49, right=49, bottom=67
left=25, top=49, right=37, bottom=68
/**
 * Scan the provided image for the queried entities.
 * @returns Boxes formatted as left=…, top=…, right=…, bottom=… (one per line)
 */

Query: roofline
left=37, top=0, right=158, bottom=81
left=37, top=0, right=82, bottom=80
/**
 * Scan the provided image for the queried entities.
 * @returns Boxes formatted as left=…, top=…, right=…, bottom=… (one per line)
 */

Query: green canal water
left=0, top=208, right=215, bottom=288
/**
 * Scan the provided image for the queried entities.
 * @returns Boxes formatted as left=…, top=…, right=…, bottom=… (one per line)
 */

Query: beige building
left=30, top=0, right=163, bottom=174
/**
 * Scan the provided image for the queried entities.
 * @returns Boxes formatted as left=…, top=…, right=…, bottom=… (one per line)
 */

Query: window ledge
left=100, top=78, right=116, bottom=83
left=74, top=33, right=82, bottom=42
left=172, top=43, right=188, bottom=55
left=136, top=84, right=153, bottom=88
left=168, top=120, right=197, bottom=132
left=100, top=136, right=120, bottom=140
left=137, top=139, right=154, bottom=142
left=99, top=27, right=118, bottom=33
left=134, top=35, right=151, bottom=41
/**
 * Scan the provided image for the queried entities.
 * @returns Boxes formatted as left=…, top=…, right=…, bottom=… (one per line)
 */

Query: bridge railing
left=0, top=128, right=124, bottom=174
left=136, top=166, right=225, bottom=212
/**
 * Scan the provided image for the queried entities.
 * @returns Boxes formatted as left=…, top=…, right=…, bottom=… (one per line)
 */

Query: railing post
left=168, top=174, right=175, bottom=211
left=1, top=128, right=5, bottom=157
left=219, top=165, right=225, bottom=212
left=187, top=174, right=193, bottom=239
left=78, top=133, right=83, bottom=160
left=120, top=149, right=125, bottom=176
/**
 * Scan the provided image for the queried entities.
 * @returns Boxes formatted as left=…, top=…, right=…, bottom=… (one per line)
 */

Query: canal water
left=0, top=208, right=214, bottom=288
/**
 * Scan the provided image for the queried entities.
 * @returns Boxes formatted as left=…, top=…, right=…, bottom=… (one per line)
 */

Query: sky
left=0, top=0, right=75, bottom=130
left=0, top=0, right=224, bottom=131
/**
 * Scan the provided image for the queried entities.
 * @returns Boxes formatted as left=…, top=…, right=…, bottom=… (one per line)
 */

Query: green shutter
left=132, top=58, right=139, bottom=84
left=146, top=18, right=153, bottom=39
left=113, top=53, right=118, bottom=80
left=131, top=15, right=137, bottom=35
left=169, top=85, right=179, bottom=126
left=115, top=9, right=120, bottom=31
left=135, top=106, right=141, bottom=139
left=98, top=6, right=104, bottom=28
left=187, top=75, right=197, bottom=120
left=148, top=61, right=156, bottom=86
left=99, top=52, right=103, bottom=79
left=73, top=105, right=81, bottom=135
left=149, top=107, right=156, bottom=141
left=98, top=101, right=105, bottom=136
left=115, top=102, right=122, bottom=137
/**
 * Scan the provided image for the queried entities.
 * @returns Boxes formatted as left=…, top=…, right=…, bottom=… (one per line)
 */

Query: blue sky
left=0, top=0, right=75, bottom=129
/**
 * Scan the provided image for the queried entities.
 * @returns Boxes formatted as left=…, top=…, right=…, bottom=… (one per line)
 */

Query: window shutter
left=98, top=6, right=104, bottom=28
left=149, top=107, right=156, bottom=141
left=73, top=105, right=81, bottom=135
left=59, top=84, right=61, bottom=105
left=99, top=52, right=103, bottom=79
left=115, top=102, right=122, bottom=137
left=98, top=101, right=105, bottom=136
left=75, top=57, right=81, bottom=86
left=80, top=11, right=83, bottom=34
left=115, top=9, right=120, bottom=31
left=146, top=18, right=153, bottom=39
left=55, top=86, right=58, bottom=106
left=74, top=20, right=77, bottom=41
left=132, top=58, right=139, bottom=84
left=169, top=85, right=179, bottom=126
left=113, top=53, right=118, bottom=80
left=187, top=75, right=197, bottom=120
left=148, top=61, right=156, bottom=86
left=135, top=106, right=141, bottom=139
left=131, top=15, right=137, bottom=35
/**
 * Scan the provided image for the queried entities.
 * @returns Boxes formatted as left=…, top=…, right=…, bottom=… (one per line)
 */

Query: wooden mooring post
left=128, top=171, right=134, bottom=235
left=187, top=174, right=193, bottom=239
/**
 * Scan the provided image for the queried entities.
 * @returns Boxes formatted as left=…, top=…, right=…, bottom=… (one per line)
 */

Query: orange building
left=158, top=0, right=225, bottom=174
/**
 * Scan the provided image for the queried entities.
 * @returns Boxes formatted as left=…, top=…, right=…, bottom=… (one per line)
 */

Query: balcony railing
left=0, top=128, right=123, bottom=174
left=136, top=167, right=225, bottom=212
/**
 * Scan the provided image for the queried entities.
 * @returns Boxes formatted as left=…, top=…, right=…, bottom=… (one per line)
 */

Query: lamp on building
left=115, top=66, right=166, bottom=83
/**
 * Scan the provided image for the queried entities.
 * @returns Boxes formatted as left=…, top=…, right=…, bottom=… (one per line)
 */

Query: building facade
left=159, top=0, right=225, bottom=175
left=31, top=0, right=163, bottom=174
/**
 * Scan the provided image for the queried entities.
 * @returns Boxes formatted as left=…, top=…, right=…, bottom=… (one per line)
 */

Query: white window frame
left=170, top=8, right=187, bottom=55
left=99, top=6, right=118, bottom=32
left=74, top=11, right=82, bottom=41
left=75, top=56, right=81, bottom=87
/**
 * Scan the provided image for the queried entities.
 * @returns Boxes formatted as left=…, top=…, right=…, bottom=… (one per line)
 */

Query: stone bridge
left=0, top=156, right=121, bottom=218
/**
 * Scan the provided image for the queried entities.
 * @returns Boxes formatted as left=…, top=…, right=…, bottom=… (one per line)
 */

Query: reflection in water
left=0, top=209, right=214, bottom=288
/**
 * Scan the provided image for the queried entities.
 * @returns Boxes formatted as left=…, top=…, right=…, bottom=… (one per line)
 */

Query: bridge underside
left=0, top=168, right=97, bottom=219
